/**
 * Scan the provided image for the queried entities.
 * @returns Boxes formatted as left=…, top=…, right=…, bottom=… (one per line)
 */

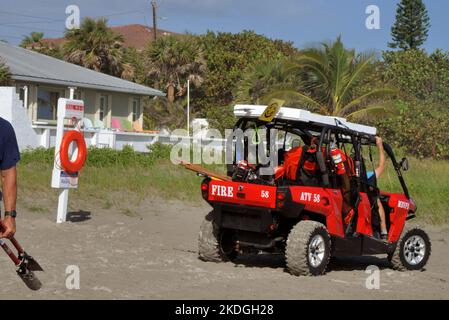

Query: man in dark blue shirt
left=0, top=117, right=20, bottom=238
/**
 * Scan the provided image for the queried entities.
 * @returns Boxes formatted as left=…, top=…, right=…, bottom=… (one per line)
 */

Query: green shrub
left=20, top=147, right=55, bottom=165
left=377, top=101, right=449, bottom=159
left=147, top=142, right=172, bottom=160
left=382, top=49, right=449, bottom=104
left=19, top=143, right=172, bottom=168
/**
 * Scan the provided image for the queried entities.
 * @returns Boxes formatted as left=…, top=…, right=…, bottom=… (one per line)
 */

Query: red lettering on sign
left=66, top=104, right=84, bottom=111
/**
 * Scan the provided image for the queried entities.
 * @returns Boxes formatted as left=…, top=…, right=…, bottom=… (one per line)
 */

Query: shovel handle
left=0, top=239, right=21, bottom=265
left=10, top=237, right=24, bottom=253
left=0, top=220, right=24, bottom=254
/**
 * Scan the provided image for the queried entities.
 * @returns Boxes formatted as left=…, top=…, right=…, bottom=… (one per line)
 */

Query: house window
left=19, top=88, right=25, bottom=104
left=99, top=94, right=109, bottom=121
left=37, top=88, right=60, bottom=120
left=132, top=97, right=141, bottom=122
left=73, top=90, right=82, bottom=100
left=16, top=86, right=26, bottom=108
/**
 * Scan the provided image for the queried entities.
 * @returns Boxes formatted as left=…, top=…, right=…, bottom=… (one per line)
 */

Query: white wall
left=0, top=87, right=40, bottom=150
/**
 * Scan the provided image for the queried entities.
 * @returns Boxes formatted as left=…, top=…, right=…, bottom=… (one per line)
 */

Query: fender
left=290, top=186, right=345, bottom=237
left=387, top=193, right=410, bottom=242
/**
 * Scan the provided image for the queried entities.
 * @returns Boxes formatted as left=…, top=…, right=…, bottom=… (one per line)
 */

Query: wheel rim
left=403, top=235, right=426, bottom=266
left=308, top=234, right=325, bottom=268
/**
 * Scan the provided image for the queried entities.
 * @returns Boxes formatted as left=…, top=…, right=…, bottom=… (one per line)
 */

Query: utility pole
left=151, top=0, right=157, bottom=41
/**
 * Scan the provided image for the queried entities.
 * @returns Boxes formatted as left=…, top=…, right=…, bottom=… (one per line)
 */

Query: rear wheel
left=286, top=221, right=331, bottom=276
left=388, top=227, right=431, bottom=271
left=198, top=212, right=237, bottom=262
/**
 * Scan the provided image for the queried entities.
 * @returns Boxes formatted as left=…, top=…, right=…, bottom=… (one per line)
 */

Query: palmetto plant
left=64, top=18, right=124, bottom=77
left=146, top=35, right=206, bottom=103
left=0, top=59, right=11, bottom=86
left=144, top=96, right=186, bottom=129
left=20, top=32, right=44, bottom=48
left=236, top=59, right=296, bottom=104
left=262, top=37, right=397, bottom=120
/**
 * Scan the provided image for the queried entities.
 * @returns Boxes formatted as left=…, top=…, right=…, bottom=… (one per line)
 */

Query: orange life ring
left=60, top=130, right=87, bottom=173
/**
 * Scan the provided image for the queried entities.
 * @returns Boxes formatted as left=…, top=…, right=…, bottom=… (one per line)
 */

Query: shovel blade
left=18, top=270, right=42, bottom=291
left=26, top=256, right=44, bottom=272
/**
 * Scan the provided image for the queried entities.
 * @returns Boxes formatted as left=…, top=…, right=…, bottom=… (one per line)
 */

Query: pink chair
left=111, top=118, right=122, bottom=131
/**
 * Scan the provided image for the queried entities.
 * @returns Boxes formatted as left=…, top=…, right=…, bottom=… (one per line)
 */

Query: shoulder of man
left=0, top=116, right=14, bottom=131
left=0, top=117, right=20, bottom=170
left=0, top=117, right=17, bottom=141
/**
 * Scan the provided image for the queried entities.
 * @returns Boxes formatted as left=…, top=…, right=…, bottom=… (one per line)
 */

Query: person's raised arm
left=375, top=136, right=386, bottom=178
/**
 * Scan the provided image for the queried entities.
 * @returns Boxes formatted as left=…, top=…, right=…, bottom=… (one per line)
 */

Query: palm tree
left=121, top=47, right=145, bottom=83
left=262, top=37, right=397, bottom=120
left=146, top=35, right=206, bottom=103
left=236, top=59, right=296, bottom=104
left=64, top=18, right=124, bottom=77
left=19, top=31, right=63, bottom=59
left=20, top=32, right=44, bottom=48
left=144, top=96, right=186, bottom=129
left=0, top=59, right=11, bottom=86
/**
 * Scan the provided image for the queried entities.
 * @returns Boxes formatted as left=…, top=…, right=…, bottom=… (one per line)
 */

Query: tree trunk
left=167, top=83, right=175, bottom=103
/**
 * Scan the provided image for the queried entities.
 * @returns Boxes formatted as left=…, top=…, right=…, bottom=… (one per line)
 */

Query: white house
left=0, top=41, right=164, bottom=128
left=0, top=41, right=172, bottom=152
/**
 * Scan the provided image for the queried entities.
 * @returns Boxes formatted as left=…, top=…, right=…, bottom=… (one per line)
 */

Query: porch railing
left=32, top=125, right=226, bottom=153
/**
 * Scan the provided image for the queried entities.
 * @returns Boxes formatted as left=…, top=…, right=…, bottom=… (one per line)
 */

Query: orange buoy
left=60, top=130, right=87, bottom=173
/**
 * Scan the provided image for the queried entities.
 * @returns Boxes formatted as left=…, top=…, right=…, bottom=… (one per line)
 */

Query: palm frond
left=260, top=89, right=323, bottom=112
left=345, top=102, right=399, bottom=121
left=336, top=88, right=398, bottom=116
left=337, top=53, right=376, bottom=108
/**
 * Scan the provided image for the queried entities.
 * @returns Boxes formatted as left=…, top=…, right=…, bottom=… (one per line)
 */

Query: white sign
left=64, top=100, right=84, bottom=120
left=59, top=171, right=79, bottom=189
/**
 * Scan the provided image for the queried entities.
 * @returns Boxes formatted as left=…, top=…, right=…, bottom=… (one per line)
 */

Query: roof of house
left=0, top=41, right=164, bottom=96
left=42, top=24, right=181, bottom=50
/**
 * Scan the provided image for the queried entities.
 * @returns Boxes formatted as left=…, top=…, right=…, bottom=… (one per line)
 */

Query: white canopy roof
left=234, top=104, right=377, bottom=136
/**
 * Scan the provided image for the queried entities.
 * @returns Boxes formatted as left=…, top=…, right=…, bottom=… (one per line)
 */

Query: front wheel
left=388, top=227, right=431, bottom=271
left=286, top=221, right=331, bottom=276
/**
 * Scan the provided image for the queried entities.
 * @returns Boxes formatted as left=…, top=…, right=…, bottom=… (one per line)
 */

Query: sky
left=0, top=0, right=448, bottom=53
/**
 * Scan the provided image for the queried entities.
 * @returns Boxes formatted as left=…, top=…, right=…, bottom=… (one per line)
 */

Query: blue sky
left=0, top=0, right=448, bottom=52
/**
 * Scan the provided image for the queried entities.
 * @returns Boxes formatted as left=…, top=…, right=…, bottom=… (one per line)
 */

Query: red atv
left=197, top=105, right=431, bottom=276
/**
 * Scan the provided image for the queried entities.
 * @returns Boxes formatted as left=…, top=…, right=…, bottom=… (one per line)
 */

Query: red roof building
left=41, top=24, right=180, bottom=51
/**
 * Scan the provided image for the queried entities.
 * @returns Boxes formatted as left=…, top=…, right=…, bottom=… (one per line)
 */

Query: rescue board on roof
left=234, top=104, right=377, bottom=136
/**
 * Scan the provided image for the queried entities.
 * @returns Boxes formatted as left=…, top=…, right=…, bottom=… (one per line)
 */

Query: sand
left=1, top=197, right=448, bottom=299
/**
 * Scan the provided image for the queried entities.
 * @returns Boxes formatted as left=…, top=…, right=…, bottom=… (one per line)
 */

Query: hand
left=375, top=136, right=383, bottom=147
left=0, top=216, right=16, bottom=239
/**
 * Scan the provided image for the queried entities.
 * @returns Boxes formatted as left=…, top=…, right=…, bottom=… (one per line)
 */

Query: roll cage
left=228, top=117, right=411, bottom=199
